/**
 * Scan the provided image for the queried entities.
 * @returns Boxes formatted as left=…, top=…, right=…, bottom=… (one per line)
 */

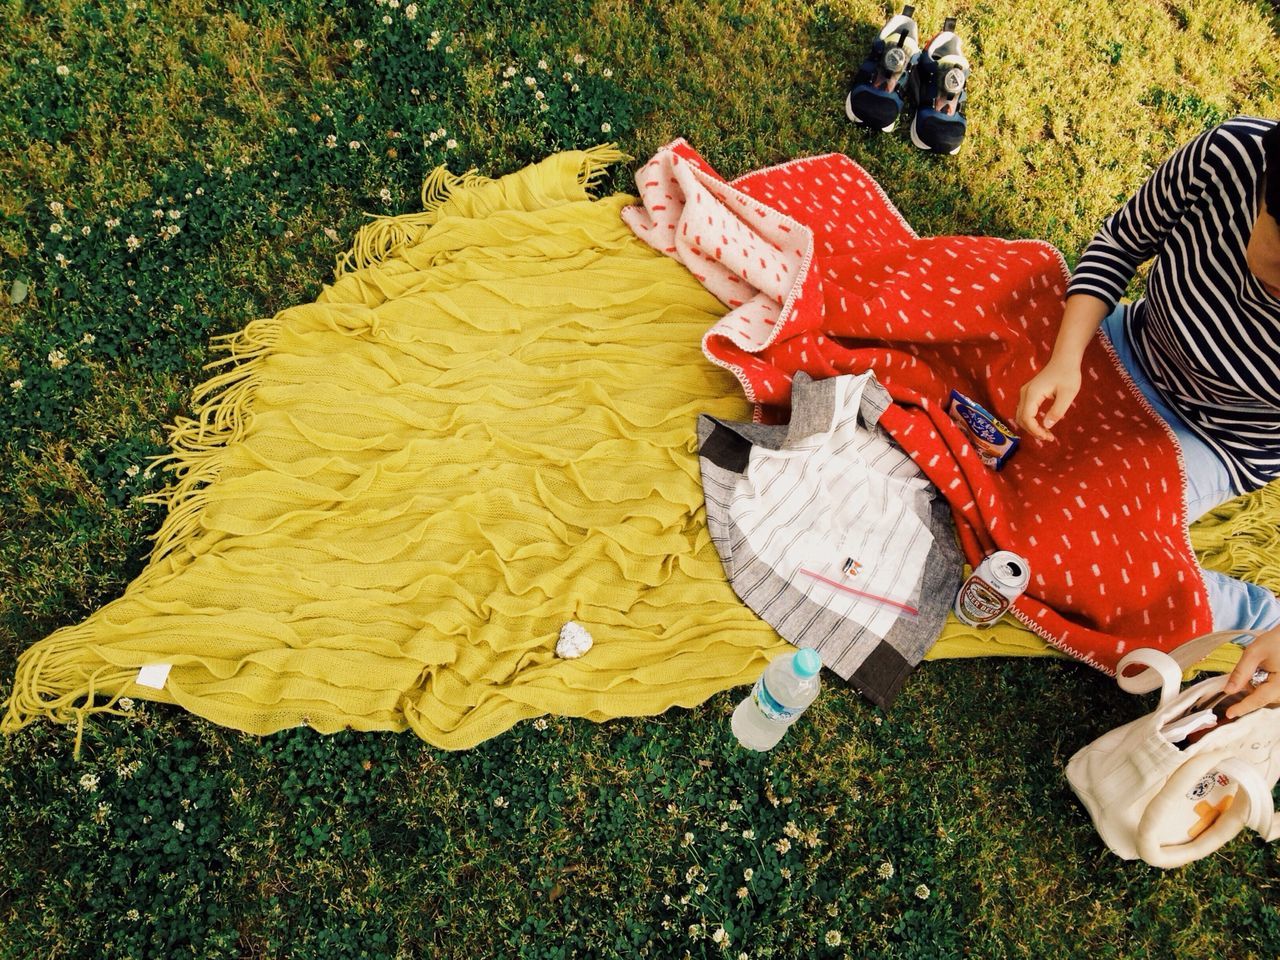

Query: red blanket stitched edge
left=622, top=139, right=1211, bottom=673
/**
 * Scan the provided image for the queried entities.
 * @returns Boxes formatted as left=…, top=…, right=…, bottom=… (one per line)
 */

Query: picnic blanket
left=623, top=140, right=1217, bottom=673
left=2, top=147, right=795, bottom=752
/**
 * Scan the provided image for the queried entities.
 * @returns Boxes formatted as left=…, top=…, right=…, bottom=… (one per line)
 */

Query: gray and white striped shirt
left=1067, top=116, right=1280, bottom=493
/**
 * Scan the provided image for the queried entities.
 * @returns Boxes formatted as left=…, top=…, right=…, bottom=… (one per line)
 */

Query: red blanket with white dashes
left=622, top=139, right=1209, bottom=673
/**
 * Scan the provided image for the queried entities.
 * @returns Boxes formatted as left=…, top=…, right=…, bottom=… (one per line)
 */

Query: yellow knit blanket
left=5, top=148, right=1276, bottom=752
left=4, top=148, right=790, bottom=751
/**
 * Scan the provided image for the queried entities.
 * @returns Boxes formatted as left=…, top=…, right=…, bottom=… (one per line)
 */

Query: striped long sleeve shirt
left=1066, top=116, right=1280, bottom=493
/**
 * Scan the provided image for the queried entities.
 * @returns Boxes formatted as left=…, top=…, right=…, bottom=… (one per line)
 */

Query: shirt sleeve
left=1066, top=126, right=1218, bottom=308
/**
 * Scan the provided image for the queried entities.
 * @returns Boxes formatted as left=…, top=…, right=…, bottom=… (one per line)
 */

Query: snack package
left=947, top=389, right=1019, bottom=470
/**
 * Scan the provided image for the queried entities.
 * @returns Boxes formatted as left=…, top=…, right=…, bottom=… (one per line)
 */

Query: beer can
left=954, top=550, right=1030, bottom=627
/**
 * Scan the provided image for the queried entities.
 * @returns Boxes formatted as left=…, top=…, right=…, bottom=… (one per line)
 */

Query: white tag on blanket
left=135, top=663, right=172, bottom=690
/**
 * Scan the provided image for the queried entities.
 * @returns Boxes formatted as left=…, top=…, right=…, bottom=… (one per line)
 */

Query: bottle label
left=753, top=677, right=802, bottom=723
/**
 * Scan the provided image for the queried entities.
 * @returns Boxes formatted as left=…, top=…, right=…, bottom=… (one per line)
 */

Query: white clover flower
left=173, top=819, right=185, bottom=832
left=405, top=3, right=417, bottom=19
left=783, top=821, right=800, bottom=838
left=573, top=53, right=586, bottom=65
left=167, top=208, right=181, bottom=219
left=388, top=0, right=399, bottom=7
left=79, top=773, right=99, bottom=791
left=524, top=75, right=536, bottom=87
left=729, top=799, right=742, bottom=811
left=662, top=894, right=671, bottom=906
left=49, top=200, right=65, bottom=217
left=222, top=165, right=232, bottom=174
left=81, top=332, right=95, bottom=344
left=736, top=886, right=748, bottom=899
left=56, top=64, right=70, bottom=77
left=48, top=349, right=69, bottom=370
left=126, top=234, right=141, bottom=251
left=774, top=838, right=791, bottom=854
left=152, top=208, right=164, bottom=220
left=379, top=187, right=392, bottom=202
left=125, top=909, right=140, bottom=921
left=323, top=227, right=339, bottom=241
left=532, top=717, right=548, bottom=730
left=118, top=697, right=135, bottom=711
left=104, top=217, right=120, bottom=229
left=684, top=865, right=700, bottom=882
left=780, top=867, right=792, bottom=879
left=877, top=861, right=895, bottom=879
left=195, top=186, right=204, bottom=196
left=80, top=225, right=90, bottom=236
left=10, top=379, right=23, bottom=391
left=49, top=222, right=62, bottom=235
left=535, top=90, right=544, bottom=100
left=687, top=925, right=700, bottom=939
left=600, top=122, right=612, bottom=133
left=741, top=828, right=754, bottom=840
left=353, top=39, right=366, bottom=51
left=493, top=795, right=508, bottom=808
left=827, top=903, right=839, bottom=917
left=915, top=883, right=931, bottom=900
left=681, top=831, right=693, bottom=847
left=165, top=223, right=181, bottom=238
left=446, top=138, right=457, bottom=149
left=539, top=103, right=548, bottom=112
left=712, top=927, right=727, bottom=945
left=430, top=29, right=441, bottom=42
left=694, top=882, right=707, bottom=895
left=570, top=83, right=579, bottom=93
left=325, top=134, right=337, bottom=148
left=602, top=67, right=613, bottom=77
left=503, top=65, right=517, bottom=78
left=825, top=931, right=842, bottom=947
left=501, top=80, right=510, bottom=88
left=125, top=464, right=139, bottom=478
left=743, top=868, right=753, bottom=881
left=349, top=140, right=361, bottom=150
left=538, top=58, right=549, bottom=70
left=381, top=14, right=392, bottom=24
left=54, top=253, right=69, bottom=268
left=411, top=87, right=421, bottom=96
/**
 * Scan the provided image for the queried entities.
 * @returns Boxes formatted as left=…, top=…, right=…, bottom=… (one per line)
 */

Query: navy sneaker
left=909, top=18, right=970, bottom=154
left=845, top=6, right=921, bottom=133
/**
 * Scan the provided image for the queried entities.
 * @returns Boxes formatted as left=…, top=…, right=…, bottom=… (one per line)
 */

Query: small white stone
left=556, top=621, right=593, bottom=659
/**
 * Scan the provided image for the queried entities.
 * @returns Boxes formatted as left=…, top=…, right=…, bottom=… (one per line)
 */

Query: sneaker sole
left=909, top=115, right=962, bottom=155
left=845, top=91, right=897, bottom=133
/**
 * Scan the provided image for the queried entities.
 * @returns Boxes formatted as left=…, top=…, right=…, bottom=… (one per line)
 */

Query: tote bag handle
left=1116, top=630, right=1263, bottom=705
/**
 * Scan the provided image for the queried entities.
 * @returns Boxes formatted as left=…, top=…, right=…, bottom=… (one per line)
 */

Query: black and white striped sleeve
left=1066, top=126, right=1218, bottom=308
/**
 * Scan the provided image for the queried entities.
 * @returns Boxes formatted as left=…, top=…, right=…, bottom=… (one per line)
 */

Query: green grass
left=3, top=0, right=1280, bottom=957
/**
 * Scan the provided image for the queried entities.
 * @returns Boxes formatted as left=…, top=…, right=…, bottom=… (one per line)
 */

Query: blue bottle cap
left=793, top=649, right=822, bottom=678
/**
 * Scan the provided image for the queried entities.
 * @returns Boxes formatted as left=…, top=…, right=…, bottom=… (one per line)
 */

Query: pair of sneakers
left=844, top=6, right=970, bottom=155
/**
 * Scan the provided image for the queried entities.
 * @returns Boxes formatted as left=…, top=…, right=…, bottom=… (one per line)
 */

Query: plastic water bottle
left=731, top=649, right=823, bottom=751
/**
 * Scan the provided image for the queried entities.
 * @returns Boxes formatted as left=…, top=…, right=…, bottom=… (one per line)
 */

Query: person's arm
left=1223, top=625, right=1280, bottom=719
left=1017, top=126, right=1220, bottom=440
left=1016, top=294, right=1108, bottom=441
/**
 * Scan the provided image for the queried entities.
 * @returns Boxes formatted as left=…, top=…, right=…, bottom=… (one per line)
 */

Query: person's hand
left=1015, top=359, right=1082, bottom=442
left=1223, top=625, right=1280, bottom=719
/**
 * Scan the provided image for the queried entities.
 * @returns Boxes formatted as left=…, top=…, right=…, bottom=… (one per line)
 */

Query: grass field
left=2, top=1, right=1280, bottom=957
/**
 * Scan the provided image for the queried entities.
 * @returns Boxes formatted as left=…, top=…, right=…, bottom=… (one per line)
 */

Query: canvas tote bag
left=1066, top=630, right=1280, bottom=868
